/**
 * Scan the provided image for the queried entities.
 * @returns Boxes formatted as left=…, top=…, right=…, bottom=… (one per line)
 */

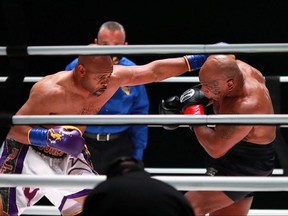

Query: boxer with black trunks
left=206, top=139, right=275, bottom=202
left=159, top=55, right=276, bottom=216
left=0, top=49, right=207, bottom=215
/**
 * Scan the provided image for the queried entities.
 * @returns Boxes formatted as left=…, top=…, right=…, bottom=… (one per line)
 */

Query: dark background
left=1, top=0, right=288, bottom=211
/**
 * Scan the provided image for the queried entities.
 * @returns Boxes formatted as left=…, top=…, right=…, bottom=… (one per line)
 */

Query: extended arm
left=116, top=55, right=207, bottom=87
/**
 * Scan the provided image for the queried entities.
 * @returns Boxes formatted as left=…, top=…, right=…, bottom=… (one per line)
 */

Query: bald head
left=200, top=55, right=240, bottom=80
left=77, top=55, right=113, bottom=75
left=78, top=55, right=112, bottom=67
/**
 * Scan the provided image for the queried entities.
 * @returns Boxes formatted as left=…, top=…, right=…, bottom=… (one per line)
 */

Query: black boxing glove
left=159, top=96, right=181, bottom=115
left=180, top=87, right=209, bottom=115
left=159, top=96, right=181, bottom=130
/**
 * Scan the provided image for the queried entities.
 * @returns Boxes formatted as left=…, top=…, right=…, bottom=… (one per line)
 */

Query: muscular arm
left=114, top=57, right=189, bottom=87
left=193, top=124, right=253, bottom=158
left=194, top=97, right=258, bottom=158
left=7, top=81, right=64, bottom=144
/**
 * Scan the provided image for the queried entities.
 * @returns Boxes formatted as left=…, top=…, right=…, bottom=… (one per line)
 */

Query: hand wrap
left=183, top=55, right=207, bottom=72
left=28, top=126, right=85, bottom=157
left=183, top=42, right=236, bottom=72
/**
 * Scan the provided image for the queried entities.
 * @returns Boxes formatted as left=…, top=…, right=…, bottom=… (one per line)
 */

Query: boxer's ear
left=227, top=79, right=234, bottom=91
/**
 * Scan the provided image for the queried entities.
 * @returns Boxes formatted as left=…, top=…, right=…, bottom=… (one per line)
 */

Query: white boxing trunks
left=0, top=138, right=97, bottom=216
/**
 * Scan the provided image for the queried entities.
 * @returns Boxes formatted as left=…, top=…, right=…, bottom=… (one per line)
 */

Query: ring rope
left=2, top=43, right=288, bottom=56
left=1, top=76, right=288, bottom=83
left=8, top=114, right=288, bottom=125
left=0, top=174, right=288, bottom=191
left=146, top=168, right=284, bottom=175
left=17, top=169, right=286, bottom=215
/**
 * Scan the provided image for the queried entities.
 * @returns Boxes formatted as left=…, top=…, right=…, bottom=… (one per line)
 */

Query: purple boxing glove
left=28, top=126, right=85, bottom=157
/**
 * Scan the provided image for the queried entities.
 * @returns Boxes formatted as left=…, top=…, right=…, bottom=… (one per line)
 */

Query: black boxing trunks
left=205, top=140, right=276, bottom=202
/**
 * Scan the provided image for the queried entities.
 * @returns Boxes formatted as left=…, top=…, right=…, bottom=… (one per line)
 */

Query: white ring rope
left=160, top=76, right=288, bottom=83
left=0, top=76, right=44, bottom=83
left=2, top=76, right=288, bottom=127
left=10, top=114, right=288, bottom=125
left=0, top=174, right=288, bottom=191
left=1, top=43, right=288, bottom=56
left=14, top=169, right=285, bottom=215
left=146, top=168, right=284, bottom=175
left=1, top=76, right=288, bottom=83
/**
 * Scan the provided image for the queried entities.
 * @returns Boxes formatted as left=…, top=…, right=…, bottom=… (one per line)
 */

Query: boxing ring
left=1, top=43, right=288, bottom=215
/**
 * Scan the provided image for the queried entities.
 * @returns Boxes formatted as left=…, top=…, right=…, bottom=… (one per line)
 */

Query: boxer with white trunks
left=0, top=50, right=207, bottom=215
left=0, top=137, right=95, bottom=215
